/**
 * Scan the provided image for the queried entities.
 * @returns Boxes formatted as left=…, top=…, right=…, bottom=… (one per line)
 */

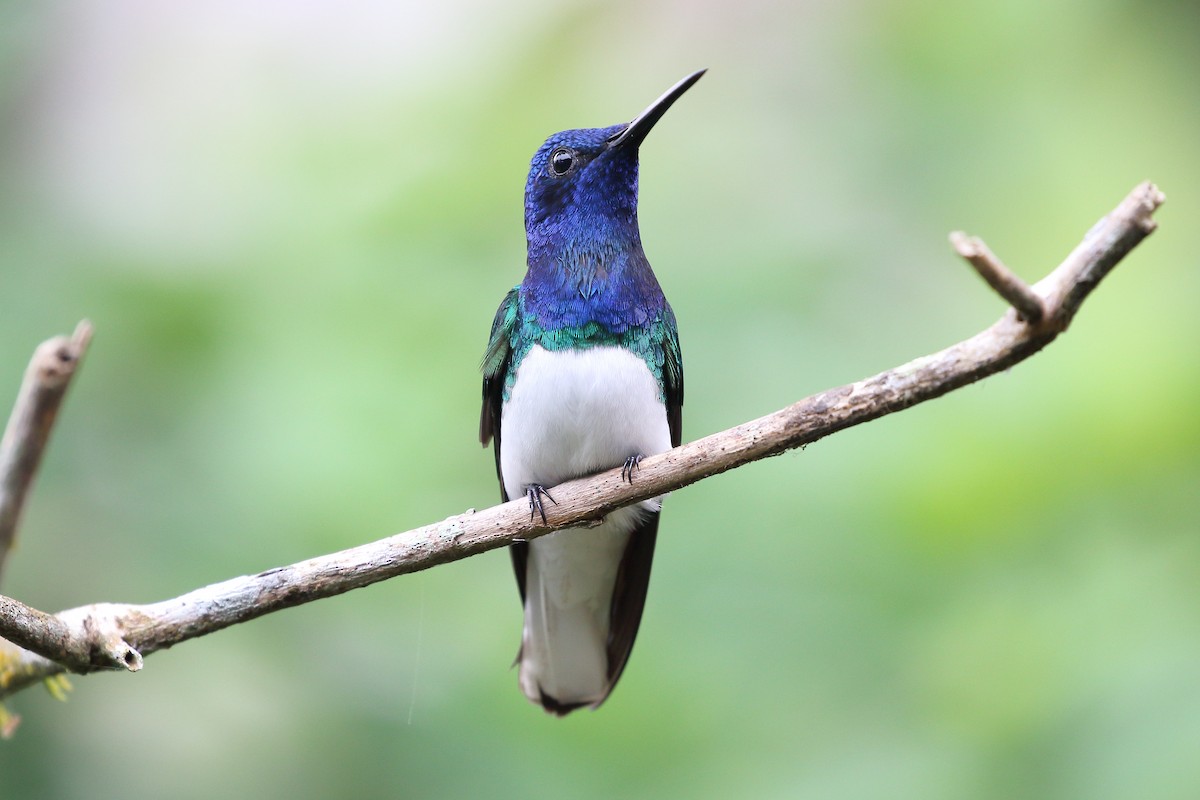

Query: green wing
left=479, top=288, right=520, bottom=488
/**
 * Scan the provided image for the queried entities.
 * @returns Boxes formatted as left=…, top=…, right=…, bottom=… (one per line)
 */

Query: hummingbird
left=479, top=70, right=703, bottom=715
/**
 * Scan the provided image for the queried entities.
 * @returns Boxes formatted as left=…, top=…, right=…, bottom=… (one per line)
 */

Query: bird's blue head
left=523, top=70, right=705, bottom=264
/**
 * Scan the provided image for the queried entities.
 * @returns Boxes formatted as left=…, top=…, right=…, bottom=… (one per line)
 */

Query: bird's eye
left=549, top=147, right=576, bottom=176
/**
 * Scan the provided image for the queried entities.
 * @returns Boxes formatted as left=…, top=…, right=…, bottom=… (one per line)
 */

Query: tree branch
left=0, top=182, right=1164, bottom=703
left=0, top=321, right=93, bottom=584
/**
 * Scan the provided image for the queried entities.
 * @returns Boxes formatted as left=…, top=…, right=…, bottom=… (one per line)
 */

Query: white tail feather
left=518, top=525, right=631, bottom=708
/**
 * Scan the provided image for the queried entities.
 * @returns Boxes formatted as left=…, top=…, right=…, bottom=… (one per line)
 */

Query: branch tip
left=1131, top=181, right=1165, bottom=231
left=72, top=319, right=94, bottom=346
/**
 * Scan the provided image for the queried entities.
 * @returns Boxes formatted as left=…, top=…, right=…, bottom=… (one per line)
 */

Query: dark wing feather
left=661, top=306, right=684, bottom=447
left=602, top=511, right=660, bottom=695
left=479, top=288, right=528, bottom=600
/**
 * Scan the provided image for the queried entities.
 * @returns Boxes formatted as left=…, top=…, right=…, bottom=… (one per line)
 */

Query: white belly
left=500, top=344, right=673, bottom=707
left=499, top=344, right=672, bottom=497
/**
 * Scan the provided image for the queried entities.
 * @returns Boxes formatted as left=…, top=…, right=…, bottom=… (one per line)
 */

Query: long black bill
left=608, top=68, right=707, bottom=150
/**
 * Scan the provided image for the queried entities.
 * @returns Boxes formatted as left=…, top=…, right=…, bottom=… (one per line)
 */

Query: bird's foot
left=525, top=484, right=557, bottom=524
left=621, top=454, right=644, bottom=484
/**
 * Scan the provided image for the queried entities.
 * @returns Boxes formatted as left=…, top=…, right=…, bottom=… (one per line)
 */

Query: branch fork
left=950, top=231, right=1047, bottom=324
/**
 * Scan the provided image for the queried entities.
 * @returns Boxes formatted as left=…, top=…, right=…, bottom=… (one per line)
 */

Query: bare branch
left=0, top=321, right=93, bottom=584
left=0, top=182, right=1164, bottom=701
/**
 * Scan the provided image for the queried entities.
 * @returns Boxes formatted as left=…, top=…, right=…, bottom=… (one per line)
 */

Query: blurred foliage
left=1, top=1, right=1198, bottom=798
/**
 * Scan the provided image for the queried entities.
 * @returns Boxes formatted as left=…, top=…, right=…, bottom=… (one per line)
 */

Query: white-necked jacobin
left=479, top=70, right=703, bottom=715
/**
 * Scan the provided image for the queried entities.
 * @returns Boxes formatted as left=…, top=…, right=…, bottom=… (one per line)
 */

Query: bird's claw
left=621, top=454, right=643, bottom=484
left=525, top=484, right=557, bottom=524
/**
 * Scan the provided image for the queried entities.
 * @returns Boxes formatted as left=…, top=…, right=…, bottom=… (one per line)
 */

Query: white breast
left=499, top=344, right=672, bottom=497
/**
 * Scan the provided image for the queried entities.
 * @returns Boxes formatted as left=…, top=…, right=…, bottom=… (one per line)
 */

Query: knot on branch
left=56, top=605, right=143, bottom=673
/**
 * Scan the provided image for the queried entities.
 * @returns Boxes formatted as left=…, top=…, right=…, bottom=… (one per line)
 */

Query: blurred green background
left=2, top=1, right=1198, bottom=798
